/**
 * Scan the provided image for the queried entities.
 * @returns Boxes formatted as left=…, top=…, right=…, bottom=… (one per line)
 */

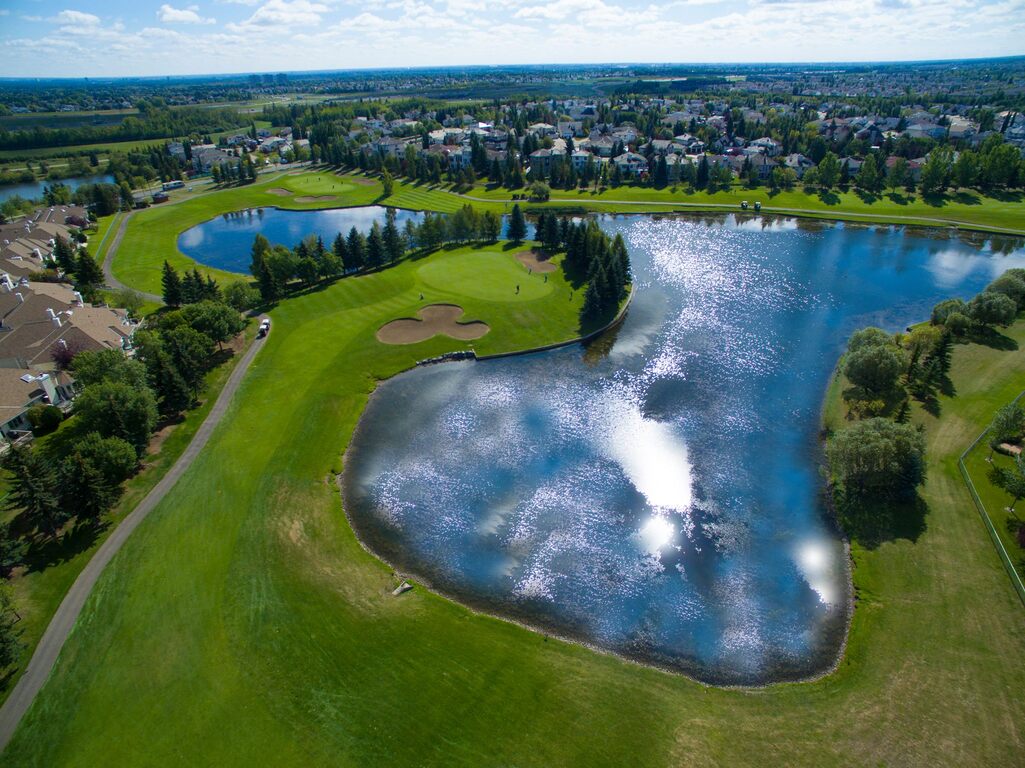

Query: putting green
left=417, top=250, right=554, bottom=302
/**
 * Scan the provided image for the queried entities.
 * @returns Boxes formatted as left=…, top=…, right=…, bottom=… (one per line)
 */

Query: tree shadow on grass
left=836, top=490, right=928, bottom=550
left=952, top=191, right=982, bottom=206
left=817, top=189, right=840, bottom=206
left=19, top=518, right=108, bottom=575
left=885, top=192, right=912, bottom=206
left=853, top=188, right=879, bottom=205
left=965, top=326, right=1019, bottom=351
left=989, top=189, right=1023, bottom=204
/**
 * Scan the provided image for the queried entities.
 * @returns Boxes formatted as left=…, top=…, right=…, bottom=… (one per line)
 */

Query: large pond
left=342, top=214, right=1025, bottom=685
left=0, top=173, right=115, bottom=204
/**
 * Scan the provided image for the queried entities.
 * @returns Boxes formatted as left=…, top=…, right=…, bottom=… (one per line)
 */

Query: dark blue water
left=0, top=173, right=115, bottom=204
left=342, top=215, right=1025, bottom=685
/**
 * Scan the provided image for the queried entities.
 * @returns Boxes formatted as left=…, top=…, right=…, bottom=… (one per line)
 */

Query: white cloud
left=0, top=10, right=9, bottom=17
left=20, top=15, right=44, bottom=21
left=158, top=4, right=217, bottom=24
left=52, top=10, right=101, bottom=26
left=229, top=0, right=329, bottom=30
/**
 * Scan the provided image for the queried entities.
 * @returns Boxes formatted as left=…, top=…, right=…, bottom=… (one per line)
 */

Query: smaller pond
left=178, top=206, right=428, bottom=274
left=0, top=174, right=115, bottom=204
left=179, top=206, right=538, bottom=274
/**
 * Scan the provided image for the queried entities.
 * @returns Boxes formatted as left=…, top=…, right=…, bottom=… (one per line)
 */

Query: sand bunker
left=377, top=304, right=490, bottom=345
left=295, top=195, right=336, bottom=203
left=515, top=250, right=557, bottom=273
left=267, top=188, right=292, bottom=196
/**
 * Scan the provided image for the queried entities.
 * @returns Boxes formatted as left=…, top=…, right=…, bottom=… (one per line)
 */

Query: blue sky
left=0, top=0, right=1023, bottom=78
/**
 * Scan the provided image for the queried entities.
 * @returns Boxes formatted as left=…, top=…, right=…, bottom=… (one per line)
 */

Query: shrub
left=931, top=298, right=968, bottom=326
left=828, top=417, right=926, bottom=500
left=968, top=291, right=1017, bottom=328
left=26, top=404, right=62, bottom=435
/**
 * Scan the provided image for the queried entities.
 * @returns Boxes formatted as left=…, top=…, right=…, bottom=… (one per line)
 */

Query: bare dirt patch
left=267, top=188, right=292, bottom=196
left=348, top=176, right=377, bottom=186
left=377, top=304, right=490, bottom=345
left=515, top=250, right=557, bottom=273
left=294, top=195, right=336, bottom=203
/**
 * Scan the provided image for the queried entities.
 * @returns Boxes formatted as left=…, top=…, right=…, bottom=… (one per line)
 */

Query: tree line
left=238, top=205, right=505, bottom=303
left=532, top=210, right=631, bottom=324
left=0, top=106, right=245, bottom=151
left=829, top=267, right=1025, bottom=543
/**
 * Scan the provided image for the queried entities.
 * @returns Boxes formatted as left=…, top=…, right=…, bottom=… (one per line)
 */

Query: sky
left=0, top=0, right=1023, bottom=78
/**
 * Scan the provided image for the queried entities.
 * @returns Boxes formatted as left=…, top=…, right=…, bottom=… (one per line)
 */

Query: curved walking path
left=99, top=209, right=163, bottom=302
left=0, top=320, right=267, bottom=752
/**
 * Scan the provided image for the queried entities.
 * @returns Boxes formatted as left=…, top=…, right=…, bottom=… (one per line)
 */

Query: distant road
left=0, top=319, right=268, bottom=753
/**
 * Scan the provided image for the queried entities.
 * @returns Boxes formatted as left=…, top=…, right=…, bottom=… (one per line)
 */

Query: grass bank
left=5, top=248, right=1024, bottom=765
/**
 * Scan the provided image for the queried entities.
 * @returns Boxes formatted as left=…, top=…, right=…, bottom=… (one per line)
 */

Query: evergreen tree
left=3, top=446, right=67, bottom=540
left=345, top=227, right=366, bottom=272
left=53, top=235, right=76, bottom=273
left=74, top=249, right=104, bottom=289
left=654, top=155, right=669, bottom=187
left=383, top=210, right=404, bottom=263
left=508, top=203, right=527, bottom=242
left=258, top=260, right=282, bottom=302
left=250, top=234, right=271, bottom=278
left=333, top=232, right=348, bottom=268
left=366, top=222, right=384, bottom=270
left=696, top=156, right=710, bottom=188
left=161, top=261, right=183, bottom=307
left=181, top=269, right=203, bottom=305
left=59, top=452, right=119, bottom=521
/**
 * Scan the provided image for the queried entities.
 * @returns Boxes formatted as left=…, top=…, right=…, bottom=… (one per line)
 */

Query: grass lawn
left=5, top=240, right=1025, bottom=765
left=417, top=249, right=556, bottom=301
left=955, top=375, right=1025, bottom=587
left=0, top=325, right=255, bottom=709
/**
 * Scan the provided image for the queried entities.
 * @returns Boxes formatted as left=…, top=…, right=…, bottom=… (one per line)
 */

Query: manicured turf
left=417, top=250, right=555, bottom=301
left=6, top=238, right=1025, bottom=765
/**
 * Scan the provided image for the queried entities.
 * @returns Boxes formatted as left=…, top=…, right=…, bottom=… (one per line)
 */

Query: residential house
left=748, top=137, right=782, bottom=157
left=905, top=123, right=947, bottom=141
left=557, top=121, right=584, bottom=139
left=0, top=278, right=137, bottom=371
left=783, top=153, right=814, bottom=178
left=528, top=147, right=566, bottom=176
left=0, top=368, right=76, bottom=445
left=193, top=145, right=234, bottom=171
left=612, top=152, right=648, bottom=177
